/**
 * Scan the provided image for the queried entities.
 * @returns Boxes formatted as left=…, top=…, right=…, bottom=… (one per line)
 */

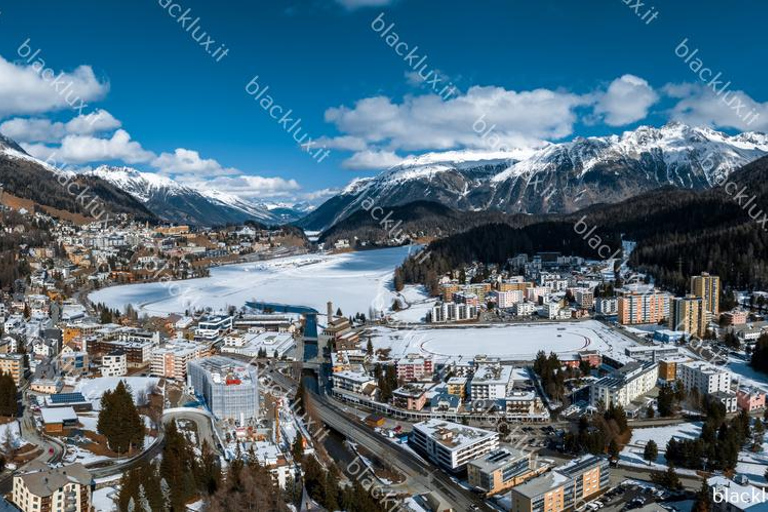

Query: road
left=308, top=390, right=491, bottom=511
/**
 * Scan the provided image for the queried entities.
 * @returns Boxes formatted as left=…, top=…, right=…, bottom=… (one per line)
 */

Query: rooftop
left=17, top=463, right=91, bottom=497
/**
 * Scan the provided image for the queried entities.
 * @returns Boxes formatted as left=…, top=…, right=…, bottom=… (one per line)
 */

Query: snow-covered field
left=89, top=246, right=422, bottom=318
left=620, top=422, right=702, bottom=467
left=369, top=319, right=638, bottom=362
left=75, top=377, right=159, bottom=410
left=727, top=356, right=768, bottom=393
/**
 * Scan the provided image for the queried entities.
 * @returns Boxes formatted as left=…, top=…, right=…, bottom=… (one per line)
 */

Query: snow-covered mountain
left=0, top=138, right=155, bottom=221
left=84, top=166, right=309, bottom=226
left=298, top=123, right=768, bottom=230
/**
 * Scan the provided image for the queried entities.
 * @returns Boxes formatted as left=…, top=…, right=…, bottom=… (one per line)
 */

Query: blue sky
left=0, top=0, right=766, bottom=203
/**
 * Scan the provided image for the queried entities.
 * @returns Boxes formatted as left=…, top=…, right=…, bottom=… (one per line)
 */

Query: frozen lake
left=89, top=246, right=424, bottom=318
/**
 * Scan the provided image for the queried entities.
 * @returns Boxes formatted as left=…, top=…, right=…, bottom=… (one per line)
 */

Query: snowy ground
left=74, top=377, right=159, bottom=410
left=369, top=319, right=639, bottom=363
left=92, top=486, right=118, bottom=512
left=89, top=246, right=420, bottom=318
left=619, top=422, right=702, bottom=468
left=620, top=422, right=768, bottom=486
left=727, top=356, right=768, bottom=393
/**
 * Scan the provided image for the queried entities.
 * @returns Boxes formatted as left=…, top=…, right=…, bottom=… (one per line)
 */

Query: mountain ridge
left=297, top=123, right=768, bottom=231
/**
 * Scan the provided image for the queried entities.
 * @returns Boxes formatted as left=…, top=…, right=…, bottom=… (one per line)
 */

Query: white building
left=513, top=302, right=536, bottom=317
left=470, top=364, right=513, bottom=401
left=332, top=370, right=376, bottom=395
left=410, top=419, right=499, bottom=471
left=589, top=361, right=658, bottom=408
left=428, top=302, right=477, bottom=323
left=492, top=290, right=524, bottom=309
left=101, top=351, right=127, bottom=378
left=678, top=361, right=732, bottom=395
left=12, top=462, right=92, bottom=512
left=595, top=297, right=618, bottom=315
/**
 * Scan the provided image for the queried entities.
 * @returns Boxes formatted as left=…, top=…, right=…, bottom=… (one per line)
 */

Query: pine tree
left=692, top=480, right=712, bottom=512
left=643, top=440, right=658, bottom=464
left=97, top=380, right=145, bottom=454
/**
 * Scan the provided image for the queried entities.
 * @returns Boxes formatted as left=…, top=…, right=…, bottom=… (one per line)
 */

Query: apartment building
left=392, top=384, right=429, bottom=411
left=574, top=289, right=594, bottom=309
left=721, top=311, right=748, bottom=326
left=678, top=361, right=732, bottom=395
left=194, top=315, right=233, bottom=341
left=492, top=290, right=524, bottom=309
left=503, top=392, right=548, bottom=420
left=428, top=301, right=478, bottom=323
left=150, top=341, right=201, bottom=380
left=594, top=298, right=618, bottom=315
left=658, top=357, right=690, bottom=383
left=589, top=361, right=658, bottom=408
left=510, top=456, right=610, bottom=512
left=410, top=419, right=499, bottom=471
left=0, top=354, right=23, bottom=386
left=396, top=354, right=434, bottom=382
left=618, top=291, right=670, bottom=325
left=332, top=370, right=376, bottom=395
left=468, top=448, right=538, bottom=496
left=691, top=272, right=720, bottom=316
left=12, top=462, right=92, bottom=512
left=101, top=351, right=127, bottom=378
left=736, top=387, right=766, bottom=412
left=470, top=364, right=513, bottom=401
left=669, top=295, right=707, bottom=337
left=446, top=377, right=467, bottom=400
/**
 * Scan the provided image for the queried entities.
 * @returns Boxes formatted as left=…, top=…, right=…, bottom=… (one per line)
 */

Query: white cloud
left=151, top=148, right=240, bottom=177
left=342, top=149, right=404, bottom=170
left=195, top=174, right=302, bottom=199
left=324, top=85, right=590, bottom=155
left=297, top=187, right=341, bottom=202
left=0, top=54, right=108, bottom=118
left=0, top=109, right=121, bottom=143
left=664, top=83, right=768, bottom=132
left=594, top=74, right=659, bottom=126
left=65, top=110, right=121, bottom=136
left=315, top=135, right=369, bottom=151
left=24, top=129, right=155, bottom=165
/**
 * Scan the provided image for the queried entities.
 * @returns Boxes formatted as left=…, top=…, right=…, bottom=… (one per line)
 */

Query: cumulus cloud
left=324, top=85, right=590, bottom=156
left=192, top=174, right=302, bottom=199
left=0, top=54, right=108, bottom=118
left=664, top=83, right=767, bottom=131
left=0, top=109, right=121, bottom=143
left=594, top=75, right=659, bottom=126
left=24, top=129, right=154, bottom=164
left=342, top=149, right=404, bottom=170
left=151, top=148, right=240, bottom=177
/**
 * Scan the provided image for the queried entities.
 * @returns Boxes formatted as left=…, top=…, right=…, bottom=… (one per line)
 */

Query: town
left=0, top=203, right=766, bottom=512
